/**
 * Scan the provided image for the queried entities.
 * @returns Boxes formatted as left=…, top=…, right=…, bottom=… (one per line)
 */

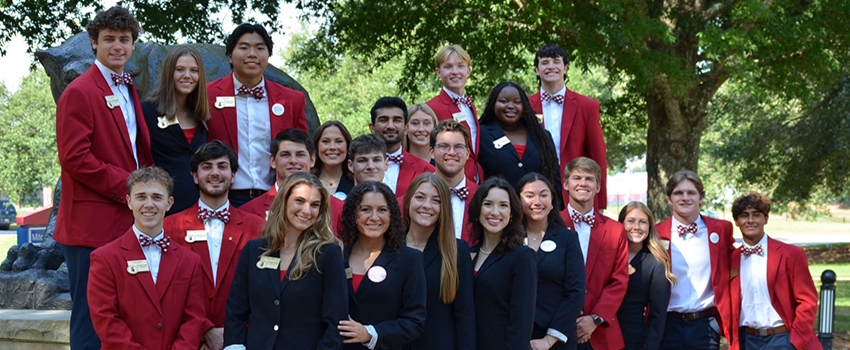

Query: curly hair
left=515, top=172, right=567, bottom=229
left=480, top=82, right=562, bottom=207
left=731, top=192, right=771, bottom=220
left=468, top=177, right=525, bottom=253
left=86, top=6, right=141, bottom=52
left=340, top=182, right=405, bottom=251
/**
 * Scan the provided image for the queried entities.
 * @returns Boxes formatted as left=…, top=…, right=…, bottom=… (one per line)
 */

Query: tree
left=0, top=68, right=60, bottom=206
left=290, top=0, right=849, bottom=217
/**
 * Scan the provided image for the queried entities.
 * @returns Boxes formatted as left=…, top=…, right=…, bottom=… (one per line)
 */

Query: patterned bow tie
left=677, top=223, right=698, bottom=237
left=111, top=72, right=133, bottom=86
left=199, top=207, right=231, bottom=223
left=570, top=211, right=596, bottom=228
left=541, top=92, right=564, bottom=104
left=139, top=235, right=171, bottom=252
left=451, top=95, right=473, bottom=108
left=742, top=244, right=763, bottom=256
left=237, top=85, right=265, bottom=100
left=387, top=153, right=404, bottom=164
left=451, top=187, right=469, bottom=200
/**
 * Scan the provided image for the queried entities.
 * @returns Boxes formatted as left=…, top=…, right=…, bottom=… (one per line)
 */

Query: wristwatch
left=592, top=314, right=604, bottom=326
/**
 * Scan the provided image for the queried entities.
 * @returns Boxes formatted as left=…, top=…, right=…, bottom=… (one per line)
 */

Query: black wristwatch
left=592, top=314, right=604, bottom=326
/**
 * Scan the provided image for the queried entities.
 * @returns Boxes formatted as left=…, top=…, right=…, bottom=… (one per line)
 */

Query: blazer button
left=518, top=162, right=523, bottom=168
left=209, top=297, right=214, bottom=301
left=273, top=325, right=279, bottom=331
left=274, top=300, right=280, bottom=306
left=157, top=323, right=163, bottom=329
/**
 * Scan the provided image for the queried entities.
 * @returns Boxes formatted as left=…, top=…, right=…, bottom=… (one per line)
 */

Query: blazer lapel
left=129, top=83, right=151, bottom=165
left=91, top=66, right=134, bottom=156
left=357, top=245, right=398, bottom=295
left=421, top=232, right=440, bottom=269
left=120, top=231, right=162, bottom=315
left=396, top=150, right=416, bottom=195
left=537, top=228, right=559, bottom=265
left=266, top=81, right=284, bottom=140
left=279, top=249, right=298, bottom=295
left=704, top=216, right=722, bottom=286
left=264, top=245, right=284, bottom=297
left=182, top=208, right=215, bottom=285
left=156, top=245, right=180, bottom=301
left=217, top=211, right=247, bottom=287
left=483, top=123, right=519, bottom=161
left=217, top=74, right=240, bottom=151
left=343, top=246, right=357, bottom=305
left=475, top=247, right=504, bottom=277
left=766, top=237, right=781, bottom=303
left=559, top=89, right=578, bottom=152
left=585, top=220, right=605, bottom=276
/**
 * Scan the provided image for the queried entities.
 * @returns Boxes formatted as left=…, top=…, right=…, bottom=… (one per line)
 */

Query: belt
left=744, top=325, right=789, bottom=337
left=667, top=307, right=718, bottom=321
left=230, top=189, right=267, bottom=198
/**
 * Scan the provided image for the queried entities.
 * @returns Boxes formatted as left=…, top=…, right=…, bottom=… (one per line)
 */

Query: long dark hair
left=468, top=177, right=525, bottom=254
left=311, top=120, right=353, bottom=181
left=340, top=182, right=405, bottom=251
left=480, top=82, right=562, bottom=205
left=515, top=172, right=567, bottom=229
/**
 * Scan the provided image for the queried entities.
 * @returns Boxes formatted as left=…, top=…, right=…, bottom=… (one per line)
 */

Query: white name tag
left=214, top=96, right=236, bottom=109
left=127, top=259, right=150, bottom=274
left=452, top=111, right=466, bottom=123
left=105, top=95, right=120, bottom=109
left=256, top=256, right=281, bottom=270
left=493, top=136, right=511, bottom=150
left=157, top=116, right=179, bottom=129
left=185, top=230, right=207, bottom=243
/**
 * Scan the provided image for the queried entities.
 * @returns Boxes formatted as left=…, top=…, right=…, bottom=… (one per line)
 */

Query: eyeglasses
left=434, top=143, right=468, bottom=155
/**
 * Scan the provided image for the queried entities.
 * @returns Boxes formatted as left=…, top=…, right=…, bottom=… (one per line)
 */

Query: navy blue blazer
left=344, top=244, right=427, bottom=350
left=141, top=101, right=206, bottom=215
left=476, top=122, right=562, bottom=188
left=408, top=234, right=476, bottom=350
left=532, top=226, right=586, bottom=350
left=616, top=247, right=670, bottom=350
left=471, top=243, right=537, bottom=350
left=224, top=239, right=348, bottom=350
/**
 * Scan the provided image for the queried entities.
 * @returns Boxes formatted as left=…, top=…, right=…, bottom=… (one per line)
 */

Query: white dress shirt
left=383, top=148, right=402, bottom=194
left=94, top=59, right=138, bottom=168
left=199, top=200, right=229, bottom=286
left=133, top=226, right=164, bottom=284
left=668, top=216, right=716, bottom=312
left=567, top=205, right=592, bottom=264
left=450, top=177, right=468, bottom=239
left=443, top=87, right=477, bottom=152
left=739, top=234, right=784, bottom=328
left=233, top=76, right=274, bottom=191
left=540, top=86, right=565, bottom=163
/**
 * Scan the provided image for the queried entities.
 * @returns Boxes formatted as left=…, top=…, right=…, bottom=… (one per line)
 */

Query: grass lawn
left=0, top=233, right=16, bottom=262
left=811, top=263, right=850, bottom=281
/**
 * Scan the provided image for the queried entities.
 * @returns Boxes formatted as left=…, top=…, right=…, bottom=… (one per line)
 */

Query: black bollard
left=818, top=270, right=836, bottom=350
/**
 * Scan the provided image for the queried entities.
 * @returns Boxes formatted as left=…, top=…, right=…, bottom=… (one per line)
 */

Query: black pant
left=660, top=315, right=720, bottom=350
left=60, top=243, right=101, bottom=350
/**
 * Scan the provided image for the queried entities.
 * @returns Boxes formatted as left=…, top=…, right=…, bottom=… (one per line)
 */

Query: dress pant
left=660, top=315, right=720, bottom=350
left=739, top=328, right=795, bottom=350
left=60, top=243, right=100, bottom=350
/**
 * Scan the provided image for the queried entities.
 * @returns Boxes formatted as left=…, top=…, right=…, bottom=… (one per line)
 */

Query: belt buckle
left=757, top=328, right=770, bottom=337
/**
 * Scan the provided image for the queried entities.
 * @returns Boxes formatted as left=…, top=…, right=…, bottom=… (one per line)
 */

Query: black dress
left=142, top=101, right=206, bottom=215
left=616, top=247, right=671, bottom=350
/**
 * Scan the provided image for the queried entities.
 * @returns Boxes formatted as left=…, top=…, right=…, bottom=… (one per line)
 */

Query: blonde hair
left=261, top=173, right=341, bottom=281
left=146, top=44, right=210, bottom=122
left=402, top=173, right=459, bottom=303
left=435, top=44, right=471, bottom=67
left=618, top=202, right=677, bottom=285
left=403, top=103, right=439, bottom=151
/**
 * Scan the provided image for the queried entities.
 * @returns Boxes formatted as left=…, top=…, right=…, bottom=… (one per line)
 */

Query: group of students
left=52, top=5, right=822, bottom=350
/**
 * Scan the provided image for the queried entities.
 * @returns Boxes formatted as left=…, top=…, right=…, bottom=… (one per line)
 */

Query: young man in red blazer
left=657, top=170, right=735, bottom=350
left=369, top=97, right=435, bottom=199
left=431, top=120, right=478, bottom=245
left=88, top=167, right=207, bottom=350
left=328, top=134, right=390, bottom=235
left=54, top=7, right=153, bottom=349
left=162, top=141, right=265, bottom=350
left=728, top=193, right=821, bottom=350
left=425, top=45, right=482, bottom=184
left=240, top=129, right=316, bottom=219
left=528, top=44, right=607, bottom=212
left=562, top=157, right=629, bottom=350
left=206, top=23, right=308, bottom=206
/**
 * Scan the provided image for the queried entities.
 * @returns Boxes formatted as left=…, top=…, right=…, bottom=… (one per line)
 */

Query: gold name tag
left=185, top=230, right=207, bottom=243
left=105, top=95, right=121, bottom=109
left=127, top=259, right=150, bottom=274
left=214, top=96, right=236, bottom=109
left=256, top=256, right=280, bottom=270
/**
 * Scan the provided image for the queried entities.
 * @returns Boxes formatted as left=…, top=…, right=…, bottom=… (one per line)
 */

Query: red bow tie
left=387, top=153, right=404, bottom=164
left=451, top=187, right=469, bottom=200
left=199, top=207, right=231, bottom=223
left=742, top=244, right=763, bottom=256
left=451, top=95, right=473, bottom=108
left=139, top=235, right=171, bottom=252
left=571, top=211, right=596, bottom=228
left=111, top=72, right=133, bottom=86
left=238, top=85, right=265, bottom=100
left=677, top=223, right=698, bottom=237
left=541, top=92, right=564, bottom=104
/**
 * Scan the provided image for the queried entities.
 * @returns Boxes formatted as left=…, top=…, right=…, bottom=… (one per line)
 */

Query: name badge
left=272, top=103, right=285, bottom=116
left=157, top=116, right=179, bottom=129
left=628, top=265, right=636, bottom=275
left=493, top=136, right=511, bottom=150
left=659, top=239, right=670, bottom=250
left=256, top=256, right=281, bottom=270
left=127, top=259, right=150, bottom=274
left=214, top=96, right=236, bottom=109
left=540, top=240, right=557, bottom=252
left=345, top=267, right=353, bottom=279
left=367, top=266, right=387, bottom=283
left=185, top=230, right=207, bottom=243
left=710, top=232, right=720, bottom=244
left=535, top=114, right=544, bottom=124
left=452, top=111, right=466, bottom=123
left=105, top=95, right=120, bottom=109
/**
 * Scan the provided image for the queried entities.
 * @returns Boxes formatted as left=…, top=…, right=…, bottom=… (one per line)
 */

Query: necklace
left=479, top=245, right=494, bottom=254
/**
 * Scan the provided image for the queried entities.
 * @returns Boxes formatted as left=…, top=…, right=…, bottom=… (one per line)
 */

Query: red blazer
left=426, top=90, right=483, bottom=184
left=729, top=237, right=822, bottom=350
left=394, top=149, right=436, bottom=199
left=330, top=196, right=344, bottom=238
left=239, top=187, right=277, bottom=220
left=88, top=229, right=207, bottom=350
left=55, top=64, right=154, bottom=247
left=163, top=204, right=265, bottom=329
left=459, top=180, right=478, bottom=245
left=529, top=88, right=607, bottom=210
left=565, top=212, right=629, bottom=350
left=657, top=215, right=735, bottom=341
left=206, top=73, right=308, bottom=153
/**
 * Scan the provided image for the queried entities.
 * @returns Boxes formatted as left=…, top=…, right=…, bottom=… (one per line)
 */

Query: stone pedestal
left=0, top=310, right=70, bottom=350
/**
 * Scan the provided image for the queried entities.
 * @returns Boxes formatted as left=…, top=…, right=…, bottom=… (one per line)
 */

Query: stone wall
left=0, top=310, right=70, bottom=350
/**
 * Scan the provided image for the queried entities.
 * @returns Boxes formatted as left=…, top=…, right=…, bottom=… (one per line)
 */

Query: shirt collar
left=671, top=215, right=705, bottom=230
left=443, top=86, right=465, bottom=99
left=567, top=204, right=593, bottom=217
left=540, top=85, right=567, bottom=98
left=743, top=233, right=768, bottom=249
left=133, top=225, right=164, bottom=242
left=388, top=147, right=403, bottom=157
left=94, top=59, right=123, bottom=88
left=453, top=177, right=467, bottom=190
left=199, top=199, right=230, bottom=212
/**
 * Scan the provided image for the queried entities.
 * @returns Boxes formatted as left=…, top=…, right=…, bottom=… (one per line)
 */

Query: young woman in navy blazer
left=616, top=202, right=674, bottom=350
left=339, top=182, right=427, bottom=350
left=516, top=173, right=586, bottom=350
left=142, top=44, right=209, bottom=215
left=468, top=177, right=537, bottom=350
left=311, top=120, right=355, bottom=198
left=402, top=173, right=476, bottom=350
left=225, top=173, right=349, bottom=349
